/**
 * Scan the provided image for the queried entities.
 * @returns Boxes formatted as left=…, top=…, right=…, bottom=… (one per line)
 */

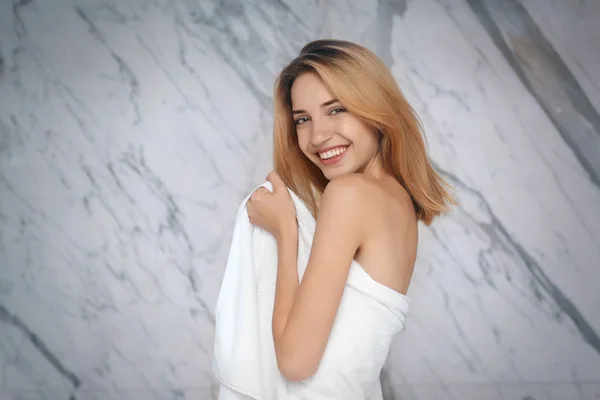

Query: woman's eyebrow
left=292, top=99, right=339, bottom=114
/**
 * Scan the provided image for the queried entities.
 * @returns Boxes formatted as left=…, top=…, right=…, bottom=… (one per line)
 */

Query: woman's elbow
left=276, top=349, right=318, bottom=382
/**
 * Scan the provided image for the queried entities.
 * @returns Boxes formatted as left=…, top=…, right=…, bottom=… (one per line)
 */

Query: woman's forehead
left=291, top=73, right=334, bottom=107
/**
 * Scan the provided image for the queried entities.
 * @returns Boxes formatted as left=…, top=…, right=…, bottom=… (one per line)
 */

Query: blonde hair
left=272, top=39, right=456, bottom=225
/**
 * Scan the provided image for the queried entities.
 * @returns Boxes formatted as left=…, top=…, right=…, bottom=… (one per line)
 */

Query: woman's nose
left=310, top=119, right=334, bottom=147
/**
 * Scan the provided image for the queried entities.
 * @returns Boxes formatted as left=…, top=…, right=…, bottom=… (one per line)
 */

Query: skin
left=246, top=72, right=418, bottom=382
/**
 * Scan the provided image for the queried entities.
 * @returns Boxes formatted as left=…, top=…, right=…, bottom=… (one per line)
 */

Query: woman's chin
left=322, top=169, right=353, bottom=181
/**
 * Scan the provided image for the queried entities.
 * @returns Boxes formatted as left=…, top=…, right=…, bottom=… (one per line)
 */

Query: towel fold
left=213, top=182, right=411, bottom=400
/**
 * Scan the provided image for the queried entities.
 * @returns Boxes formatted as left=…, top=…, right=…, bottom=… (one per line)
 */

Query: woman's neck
left=359, top=155, right=388, bottom=180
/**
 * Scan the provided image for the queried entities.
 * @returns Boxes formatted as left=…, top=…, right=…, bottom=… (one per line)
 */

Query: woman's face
left=290, top=72, right=380, bottom=181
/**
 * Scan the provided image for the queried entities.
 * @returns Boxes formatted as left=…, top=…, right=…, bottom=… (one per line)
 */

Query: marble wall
left=1, top=0, right=599, bottom=399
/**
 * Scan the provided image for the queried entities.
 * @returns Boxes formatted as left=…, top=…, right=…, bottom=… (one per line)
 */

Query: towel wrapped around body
left=213, top=183, right=411, bottom=400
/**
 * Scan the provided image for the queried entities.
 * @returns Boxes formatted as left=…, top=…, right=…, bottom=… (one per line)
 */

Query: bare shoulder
left=320, top=173, right=417, bottom=294
left=321, top=173, right=413, bottom=221
left=321, top=173, right=372, bottom=200
left=319, top=173, right=378, bottom=217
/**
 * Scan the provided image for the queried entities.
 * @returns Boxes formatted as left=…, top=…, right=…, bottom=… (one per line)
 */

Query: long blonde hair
left=273, top=39, right=456, bottom=225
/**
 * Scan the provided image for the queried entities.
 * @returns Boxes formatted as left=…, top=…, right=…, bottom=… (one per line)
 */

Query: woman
left=224, top=39, right=455, bottom=398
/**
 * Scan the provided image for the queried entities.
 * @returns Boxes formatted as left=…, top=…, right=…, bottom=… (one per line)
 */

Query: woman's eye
left=295, top=117, right=309, bottom=125
left=329, top=107, right=346, bottom=115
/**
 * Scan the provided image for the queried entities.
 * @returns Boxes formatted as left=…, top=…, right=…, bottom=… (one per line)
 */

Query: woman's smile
left=317, top=145, right=349, bottom=166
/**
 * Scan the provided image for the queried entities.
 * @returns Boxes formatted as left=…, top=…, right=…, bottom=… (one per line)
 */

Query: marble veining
left=0, top=0, right=599, bottom=399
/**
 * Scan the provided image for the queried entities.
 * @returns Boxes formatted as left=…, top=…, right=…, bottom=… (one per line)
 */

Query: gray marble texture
left=0, top=0, right=599, bottom=399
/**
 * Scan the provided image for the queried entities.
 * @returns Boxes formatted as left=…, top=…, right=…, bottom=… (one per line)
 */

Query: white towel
left=212, top=182, right=299, bottom=400
left=213, top=182, right=411, bottom=400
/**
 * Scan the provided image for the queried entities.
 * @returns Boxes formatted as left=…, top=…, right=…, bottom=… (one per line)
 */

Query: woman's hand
left=247, top=172, right=297, bottom=240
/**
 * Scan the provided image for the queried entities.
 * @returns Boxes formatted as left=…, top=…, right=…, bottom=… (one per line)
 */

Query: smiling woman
left=272, top=40, right=455, bottom=224
left=217, top=39, right=457, bottom=400
left=291, top=73, right=381, bottom=177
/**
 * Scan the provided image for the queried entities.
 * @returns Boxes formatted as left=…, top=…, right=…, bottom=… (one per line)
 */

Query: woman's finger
left=266, top=171, right=286, bottom=191
left=251, top=187, right=269, bottom=202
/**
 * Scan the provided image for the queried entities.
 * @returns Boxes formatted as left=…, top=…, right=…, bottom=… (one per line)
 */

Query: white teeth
left=319, top=146, right=347, bottom=160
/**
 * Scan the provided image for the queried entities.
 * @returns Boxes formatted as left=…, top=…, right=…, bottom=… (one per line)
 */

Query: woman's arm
left=271, top=221, right=299, bottom=355
left=272, top=174, right=368, bottom=381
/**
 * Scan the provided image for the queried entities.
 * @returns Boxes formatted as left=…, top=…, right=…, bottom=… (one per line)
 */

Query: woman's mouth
left=317, top=145, right=349, bottom=166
